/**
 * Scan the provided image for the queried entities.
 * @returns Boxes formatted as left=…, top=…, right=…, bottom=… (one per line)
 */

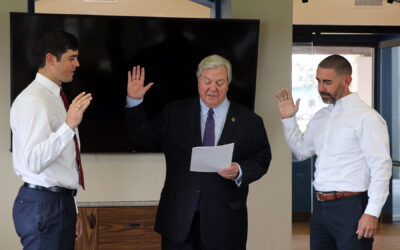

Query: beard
left=319, top=84, right=346, bottom=105
left=319, top=92, right=335, bottom=104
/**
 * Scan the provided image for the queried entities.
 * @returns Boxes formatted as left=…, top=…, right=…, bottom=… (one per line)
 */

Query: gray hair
left=196, top=54, right=232, bottom=84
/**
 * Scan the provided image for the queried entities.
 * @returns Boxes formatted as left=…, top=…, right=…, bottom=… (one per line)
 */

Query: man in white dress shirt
left=275, top=54, right=392, bottom=250
left=10, top=29, right=92, bottom=250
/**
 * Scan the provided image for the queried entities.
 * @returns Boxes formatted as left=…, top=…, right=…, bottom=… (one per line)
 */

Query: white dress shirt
left=10, top=73, right=80, bottom=189
left=282, top=93, right=392, bottom=217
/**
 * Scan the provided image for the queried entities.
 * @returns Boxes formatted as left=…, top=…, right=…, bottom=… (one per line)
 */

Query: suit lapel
left=187, top=98, right=203, bottom=147
left=217, top=103, right=237, bottom=145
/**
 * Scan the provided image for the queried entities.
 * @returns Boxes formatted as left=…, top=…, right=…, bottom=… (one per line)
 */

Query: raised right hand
left=127, top=65, right=154, bottom=100
left=275, top=88, right=300, bottom=119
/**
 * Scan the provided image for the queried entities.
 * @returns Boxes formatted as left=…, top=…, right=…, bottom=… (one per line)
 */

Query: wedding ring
left=77, top=104, right=81, bottom=109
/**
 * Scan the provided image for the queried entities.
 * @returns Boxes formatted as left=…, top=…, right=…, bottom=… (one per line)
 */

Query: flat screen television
left=10, top=12, right=260, bottom=153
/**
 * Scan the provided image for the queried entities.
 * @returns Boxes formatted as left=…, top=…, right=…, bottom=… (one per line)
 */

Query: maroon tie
left=60, top=89, right=85, bottom=190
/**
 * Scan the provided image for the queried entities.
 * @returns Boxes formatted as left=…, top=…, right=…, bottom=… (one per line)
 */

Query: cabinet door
left=98, top=206, right=161, bottom=249
left=75, top=207, right=99, bottom=250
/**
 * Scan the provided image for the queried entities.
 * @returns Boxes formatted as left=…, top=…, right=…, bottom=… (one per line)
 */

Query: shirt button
left=195, top=190, right=201, bottom=194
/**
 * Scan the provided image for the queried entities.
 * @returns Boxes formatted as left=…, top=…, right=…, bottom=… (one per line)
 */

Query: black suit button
left=195, top=190, right=201, bottom=194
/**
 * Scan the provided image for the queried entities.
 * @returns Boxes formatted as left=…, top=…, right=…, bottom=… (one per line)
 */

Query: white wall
left=1, top=1, right=29, bottom=249
left=36, top=0, right=210, bottom=18
left=352, top=56, right=373, bottom=107
left=294, top=0, right=400, bottom=25
left=231, top=1, right=293, bottom=249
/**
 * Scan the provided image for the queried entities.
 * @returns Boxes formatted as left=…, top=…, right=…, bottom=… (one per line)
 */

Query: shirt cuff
left=58, top=123, right=76, bottom=140
left=281, top=116, right=297, bottom=129
left=364, top=201, right=382, bottom=218
left=126, top=96, right=143, bottom=108
left=234, top=163, right=243, bottom=187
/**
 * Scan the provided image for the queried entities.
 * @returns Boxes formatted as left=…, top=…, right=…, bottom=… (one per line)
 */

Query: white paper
left=190, top=143, right=234, bottom=172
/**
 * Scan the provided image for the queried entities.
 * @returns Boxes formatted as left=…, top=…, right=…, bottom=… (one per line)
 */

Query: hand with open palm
left=127, top=65, right=154, bottom=100
left=275, top=88, right=300, bottom=119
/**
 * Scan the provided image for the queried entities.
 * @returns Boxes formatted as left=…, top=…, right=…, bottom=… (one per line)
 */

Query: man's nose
left=75, top=58, right=80, bottom=67
left=318, top=82, right=324, bottom=92
left=209, top=82, right=217, bottom=90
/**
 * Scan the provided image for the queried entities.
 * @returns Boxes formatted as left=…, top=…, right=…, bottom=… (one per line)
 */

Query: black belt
left=23, top=182, right=77, bottom=197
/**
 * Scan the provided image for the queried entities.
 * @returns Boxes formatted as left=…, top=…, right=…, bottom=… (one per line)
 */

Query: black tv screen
left=10, top=12, right=259, bottom=153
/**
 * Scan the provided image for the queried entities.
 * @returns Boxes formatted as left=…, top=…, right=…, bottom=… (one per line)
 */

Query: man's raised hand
left=275, top=88, right=300, bottom=119
left=127, top=65, right=154, bottom=100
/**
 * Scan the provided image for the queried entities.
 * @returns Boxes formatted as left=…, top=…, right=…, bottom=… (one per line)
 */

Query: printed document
left=190, top=143, right=234, bottom=172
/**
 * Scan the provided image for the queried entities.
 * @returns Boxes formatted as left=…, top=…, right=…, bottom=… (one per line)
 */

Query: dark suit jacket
left=126, top=97, right=271, bottom=249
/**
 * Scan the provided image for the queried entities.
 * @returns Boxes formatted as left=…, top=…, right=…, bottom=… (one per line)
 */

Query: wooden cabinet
left=75, top=207, right=98, bottom=250
left=75, top=206, right=161, bottom=250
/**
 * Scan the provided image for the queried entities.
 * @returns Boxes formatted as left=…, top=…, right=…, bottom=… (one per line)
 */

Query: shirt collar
left=331, top=92, right=358, bottom=111
left=199, top=97, right=230, bottom=118
left=35, top=73, right=62, bottom=97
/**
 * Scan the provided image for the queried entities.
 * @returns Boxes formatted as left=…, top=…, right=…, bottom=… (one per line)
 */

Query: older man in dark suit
left=125, top=54, right=271, bottom=250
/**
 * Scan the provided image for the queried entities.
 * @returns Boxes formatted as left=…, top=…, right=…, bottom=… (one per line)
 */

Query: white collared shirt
left=282, top=93, right=392, bottom=217
left=10, top=73, right=80, bottom=189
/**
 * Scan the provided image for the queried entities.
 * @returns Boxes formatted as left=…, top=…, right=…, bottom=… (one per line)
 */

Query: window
left=292, top=45, right=374, bottom=131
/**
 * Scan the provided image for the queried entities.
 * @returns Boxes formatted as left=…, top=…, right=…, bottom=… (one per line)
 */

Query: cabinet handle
left=123, top=223, right=141, bottom=227
left=88, top=213, right=96, bottom=229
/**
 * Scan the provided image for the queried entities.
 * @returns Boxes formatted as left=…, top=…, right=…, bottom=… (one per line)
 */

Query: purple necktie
left=203, top=109, right=215, bottom=146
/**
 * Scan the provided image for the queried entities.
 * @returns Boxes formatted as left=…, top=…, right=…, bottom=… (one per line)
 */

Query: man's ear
left=45, top=53, right=56, bottom=66
left=345, top=75, right=352, bottom=88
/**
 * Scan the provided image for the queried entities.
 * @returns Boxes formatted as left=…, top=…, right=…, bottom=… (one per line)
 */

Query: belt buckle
left=315, top=191, right=324, bottom=201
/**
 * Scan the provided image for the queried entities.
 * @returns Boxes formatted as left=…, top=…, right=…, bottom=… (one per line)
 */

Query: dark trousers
left=162, top=212, right=245, bottom=250
left=13, top=186, right=77, bottom=250
left=310, top=193, right=373, bottom=250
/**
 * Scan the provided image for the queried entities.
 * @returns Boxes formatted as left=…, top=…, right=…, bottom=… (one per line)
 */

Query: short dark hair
left=318, top=54, right=352, bottom=76
left=33, top=28, right=79, bottom=69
